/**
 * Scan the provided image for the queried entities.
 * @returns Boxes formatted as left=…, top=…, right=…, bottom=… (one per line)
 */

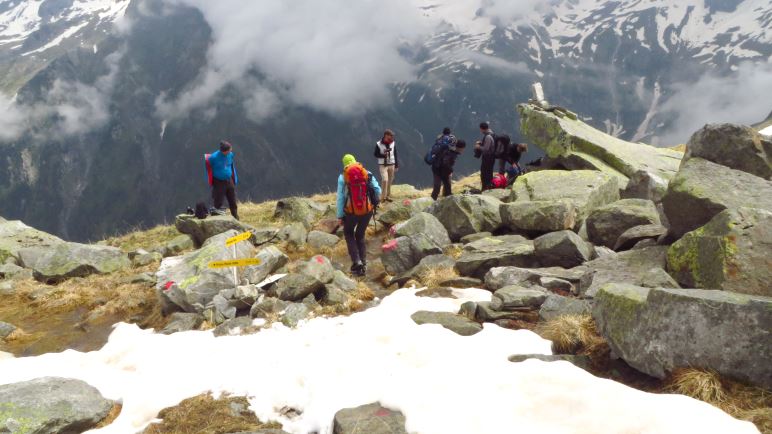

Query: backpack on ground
left=494, top=134, right=511, bottom=159
left=492, top=173, right=508, bottom=189
left=344, top=163, right=374, bottom=216
left=424, top=134, right=456, bottom=165
left=194, top=202, right=209, bottom=219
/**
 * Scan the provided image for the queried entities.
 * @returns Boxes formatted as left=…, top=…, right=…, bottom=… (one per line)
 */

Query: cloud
left=462, top=51, right=531, bottom=75
left=657, top=61, right=772, bottom=145
left=0, top=96, right=26, bottom=141
left=477, top=0, right=555, bottom=26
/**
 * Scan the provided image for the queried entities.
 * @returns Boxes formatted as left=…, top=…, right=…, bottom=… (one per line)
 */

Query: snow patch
left=760, top=125, right=772, bottom=136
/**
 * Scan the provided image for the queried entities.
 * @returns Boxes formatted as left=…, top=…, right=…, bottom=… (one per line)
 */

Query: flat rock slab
left=0, top=377, right=114, bottom=434
left=0, top=220, right=63, bottom=264
left=411, top=311, right=482, bottom=336
left=176, top=214, right=277, bottom=247
left=578, top=246, right=677, bottom=297
left=586, top=199, right=660, bottom=249
left=539, top=294, right=593, bottom=321
left=593, top=284, right=772, bottom=389
left=19, top=242, right=130, bottom=283
left=491, top=286, right=550, bottom=311
left=455, top=240, right=537, bottom=279
left=485, top=266, right=587, bottom=291
left=614, top=224, right=667, bottom=251
left=429, top=194, right=503, bottom=241
left=333, top=402, right=407, bottom=434
left=508, top=354, right=592, bottom=371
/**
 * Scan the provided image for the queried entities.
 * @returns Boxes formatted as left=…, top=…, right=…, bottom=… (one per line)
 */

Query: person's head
left=517, top=143, right=528, bottom=153
left=442, top=127, right=452, bottom=135
left=219, top=141, right=232, bottom=153
left=455, top=139, right=467, bottom=153
left=382, top=129, right=394, bottom=144
left=342, top=154, right=356, bottom=168
left=479, top=122, right=489, bottom=132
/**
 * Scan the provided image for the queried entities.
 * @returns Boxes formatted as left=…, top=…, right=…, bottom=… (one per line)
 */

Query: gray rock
left=539, top=277, right=575, bottom=294
left=275, top=274, right=324, bottom=302
left=455, top=239, right=537, bottom=279
left=381, top=234, right=443, bottom=276
left=297, top=255, right=335, bottom=285
left=124, top=272, right=156, bottom=285
left=508, top=354, right=592, bottom=371
left=159, top=234, right=195, bottom=257
left=475, top=301, right=523, bottom=321
left=0, top=220, right=64, bottom=264
left=175, top=214, right=275, bottom=247
left=391, top=254, right=455, bottom=287
left=633, top=239, right=659, bottom=250
left=0, top=263, right=32, bottom=280
left=160, top=312, right=204, bottom=335
left=463, top=235, right=528, bottom=252
left=333, top=403, right=407, bottom=434
left=684, top=123, right=772, bottom=180
left=130, top=249, right=163, bottom=267
left=539, top=294, right=592, bottom=321
left=411, top=311, right=483, bottom=336
left=460, top=232, right=492, bottom=244
left=0, top=280, right=15, bottom=296
left=613, top=224, right=668, bottom=251
left=482, top=188, right=511, bottom=202
left=439, top=276, right=483, bottom=288
left=278, top=223, right=308, bottom=250
left=662, top=158, right=772, bottom=238
left=0, top=377, right=114, bottom=434
left=213, top=316, right=255, bottom=337
left=491, top=286, right=550, bottom=311
left=307, top=230, right=341, bottom=250
left=500, top=200, right=579, bottom=233
left=19, top=242, right=130, bottom=283
left=332, top=270, right=358, bottom=292
left=250, top=297, right=290, bottom=319
left=667, top=207, right=772, bottom=296
left=233, top=285, right=260, bottom=307
left=592, top=246, right=617, bottom=259
left=321, top=285, right=350, bottom=306
left=302, top=293, right=321, bottom=310
left=212, top=294, right=238, bottom=322
left=429, top=194, right=503, bottom=241
left=533, top=230, right=593, bottom=268
left=579, top=246, right=677, bottom=297
left=155, top=230, right=255, bottom=314
left=274, top=197, right=326, bottom=229
left=586, top=199, right=660, bottom=249
left=485, top=266, right=587, bottom=291
left=593, top=284, right=772, bottom=389
left=458, top=301, right=478, bottom=320
left=0, top=321, right=16, bottom=339
left=377, top=197, right=435, bottom=226
left=281, top=303, right=310, bottom=328
left=244, top=246, right=289, bottom=285
left=622, top=170, right=669, bottom=202
left=394, top=212, right=451, bottom=248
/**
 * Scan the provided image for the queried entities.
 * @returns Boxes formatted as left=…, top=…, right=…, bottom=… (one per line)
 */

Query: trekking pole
left=372, top=205, right=378, bottom=232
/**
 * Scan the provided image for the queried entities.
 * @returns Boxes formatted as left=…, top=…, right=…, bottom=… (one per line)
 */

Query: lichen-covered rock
left=533, top=230, right=593, bottom=268
left=586, top=199, right=661, bottom=248
left=593, top=284, right=772, bottom=389
left=411, top=311, right=483, bottom=336
left=463, top=235, right=528, bottom=252
left=539, top=294, right=592, bottom=321
left=281, top=303, right=310, bottom=328
left=377, top=197, right=435, bottom=227
left=0, top=377, right=114, bottom=434
left=381, top=234, right=443, bottom=276
left=0, top=220, right=63, bottom=264
left=307, top=230, right=341, bottom=250
left=394, top=212, right=451, bottom=248
left=622, top=170, right=669, bottom=202
left=155, top=230, right=255, bottom=313
left=275, top=274, right=324, bottom=302
left=320, top=285, right=350, bottom=306
left=0, top=263, right=33, bottom=281
left=662, top=158, right=772, bottom=238
left=244, top=246, right=289, bottom=285
left=157, top=234, right=195, bottom=257
left=175, top=214, right=276, bottom=247
left=429, top=195, right=503, bottom=241
left=333, top=403, right=407, bottom=434
left=500, top=200, right=579, bottom=233
left=274, top=197, right=326, bottom=229
left=613, top=224, right=668, bottom=251
left=277, top=222, right=308, bottom=250
left=18, top=242, right=130, bottom=283
left=455, top=239, right=537, bottom=278
left=579, top=246, right=677, bottom=297
left=491, top=285, right=549, bottom=310
left=667, top=207, right=771, bottom=296
left=129, top=249, right=163, bottom=267
left=683, top=123, right=771, bottom=180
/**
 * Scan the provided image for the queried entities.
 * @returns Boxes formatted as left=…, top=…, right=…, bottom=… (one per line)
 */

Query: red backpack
left=344, top=163, right=374, bottom=216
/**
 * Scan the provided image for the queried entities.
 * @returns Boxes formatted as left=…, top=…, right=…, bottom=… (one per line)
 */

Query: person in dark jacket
left=207, top=141, right=239, bottom=219
left=474, top=122, right=496, bottom=191
left=503, top=142, right=529, bottom=181
left=373, top=129, right=399, bottom=202
left=431, top=140, right=466, bottom=200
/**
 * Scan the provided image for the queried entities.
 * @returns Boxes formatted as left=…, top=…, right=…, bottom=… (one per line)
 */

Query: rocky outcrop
left=533, top=230, right=593, bottom=268
left=381, top=234, right=443, bottom=276
left=667, top=207, right=771, bottom=296
left=613, top=224, right=667, bottom=251
left=429, top=195, right=503, bottom=241
left=593, top=284, right=772, bottom=389
left=500, top=200, right=578, bottom=233
left=455, top=238, right=537, bottom=278
left=683, top=123, right=771, bottom=180
left=18, top=243, right=130, bottom=283
left=277, top=222, right=308, bottom=250
left=333, top=403, right=407, bottom=434
left=377, top=197, right=434, bottom=226
left=491, top=286, right=549, bottom=310
left=243, top=246, right=289, bottom=285
left=307, top=231, right=340, bottom=250
left=175, top=214, right=278, bottom=247
left=0, top=377, right=114, bottom=433
left=538, top=294, right=592, bottom=321
left=394, top=212, right=451, bottom=248
left=391, top=254, right=455, bottom=287
left=579, top=246, right=678, bottom=297
left=411, top=311, right=483, bottom=336
left=0, top=220, right=64, bottom=264
left=517, top=103, right=683, bottom=187
left=273, top=197, right=327, bottom=229
left=485, top=266, right=586, bottom=292
left=585, top=199, right=661, bottom=249
left=662, top=158, right=772, bottom=238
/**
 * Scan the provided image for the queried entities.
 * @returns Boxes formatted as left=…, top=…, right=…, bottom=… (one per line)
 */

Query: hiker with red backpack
left=205, top=141, right=239, bottom=220
left=473, top=122, right=497, bottom=191
left=373, top=129, right=399, bottom=202
left=337, top=154, right=381, bottom=277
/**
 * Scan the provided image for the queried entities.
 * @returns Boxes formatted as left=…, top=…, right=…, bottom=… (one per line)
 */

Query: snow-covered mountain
left=0, top=0, right=770, bottom=241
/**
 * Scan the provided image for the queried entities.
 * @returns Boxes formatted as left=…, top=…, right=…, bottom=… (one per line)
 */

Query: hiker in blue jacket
left=337, top=154, right=381, bottom=277
left=206, top=141, right=239, bottom=220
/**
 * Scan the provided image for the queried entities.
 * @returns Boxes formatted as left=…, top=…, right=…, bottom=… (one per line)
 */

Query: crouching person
left=337, top=154, right=381, bottom=277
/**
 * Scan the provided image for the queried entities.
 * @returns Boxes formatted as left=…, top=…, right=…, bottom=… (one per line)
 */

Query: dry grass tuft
left=102, top=225, right=180, bottom=253
left=143, top=392, right=281, bottom=434
left=96, top=404, right=123, bottom=428
left=535, top=314, right=608, bottom=359
left=666, top=368, right=728, bottom=406
left=353, top=282, right=375, bottom=302
left=418, top=266, right=459, bottom=288
left=670, top=144, right=687, bottom=153
left=239, top=200, right=280, bottom=228
left=443, top=244, right=464, bottom=260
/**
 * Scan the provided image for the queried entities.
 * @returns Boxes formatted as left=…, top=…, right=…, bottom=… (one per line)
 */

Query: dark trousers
left=480, top=155, right=496, bottom=190
left=212, top=178, right=239, bottom=219
left=431, top=167, right=452, bottom=200
left=343, top=212, right=372, bottom=265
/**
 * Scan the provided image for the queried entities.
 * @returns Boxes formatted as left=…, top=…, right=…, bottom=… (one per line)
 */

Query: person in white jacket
left=373, top=129, right=399, bottom=202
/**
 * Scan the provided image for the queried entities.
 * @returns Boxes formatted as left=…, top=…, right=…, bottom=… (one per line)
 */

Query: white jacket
left=374, top=141, right=398, bottom=166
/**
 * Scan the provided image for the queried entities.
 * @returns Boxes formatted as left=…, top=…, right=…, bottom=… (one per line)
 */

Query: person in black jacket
left=474, top=122, right=496, bottom=191
left=503, top=142, right=529, bottom=181
left=431, top=140, right=466, bottom=200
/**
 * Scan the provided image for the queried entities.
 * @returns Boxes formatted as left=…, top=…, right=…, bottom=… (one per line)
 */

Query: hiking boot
left=350, top=262, right=364, bottom=277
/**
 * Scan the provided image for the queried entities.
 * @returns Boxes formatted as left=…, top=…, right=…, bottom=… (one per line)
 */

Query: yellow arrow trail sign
left=225, top=231, right=252, bottom=247
left=208, top=258, right=262, bottom=269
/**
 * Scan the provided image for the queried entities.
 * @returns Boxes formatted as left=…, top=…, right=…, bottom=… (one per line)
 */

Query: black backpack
left=494, top=134, right=511, bottom=159
left=194, top=202, right=209, bottom=219
left=424, top=134, right=455, bottom=165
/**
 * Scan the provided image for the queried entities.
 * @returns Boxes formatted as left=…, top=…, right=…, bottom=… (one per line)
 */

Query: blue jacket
left=337, top=171, right=381, bottom=218
left=207, top=150, right=238, bottom=183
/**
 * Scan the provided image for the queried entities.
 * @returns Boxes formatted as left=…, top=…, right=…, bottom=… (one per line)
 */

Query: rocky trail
left=1, top=102, right=771, bottom=433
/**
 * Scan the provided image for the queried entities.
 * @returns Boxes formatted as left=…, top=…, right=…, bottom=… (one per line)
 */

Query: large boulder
left=500, top=200, right=578, bottom=233
left=662, top=158, right=772, bottom=238
left=429, top=195, right=503, bottom=241
left=621, top=170, right=669, bottom=202
left=491, top=285, right=550, bottom=310
left=333, top=403, right=407, bottom=434
left=683, top=123, right=771, bottom=180
left=18, top=243, right=130, bottom=283
left=411, top=311, right=483, bottom=336
left=277, top=222, right=308, bottom=250
left=579, top=246, right=677, bottom=297
left=307, top=231, right=341, bottom=251
left=391, top=254, right=455, bottom=287
left=593, top=284, right=772, bottom=389
left=274, top=197, right=326, bottom=229
left=509, top=170, right=620, bottom=223
left=586, top=199, right=661, bottom=248
left=613, top=224, right=668, bottom=251
left=455, top=239, right=537, bottom=278
left=175, top=214, right=278, bottom=247
left=485, top=266, right=586, bottom=291
left=376, top=197, right=434, bottom=227
left=394, top=212, right=451, bottom=248
left=243, top=246, right=289, bottom=285
left=0, top=220, right=64, bottom=264
left=533, top=230, right=593, bottom=268
left=0, top=377, right=114, bottom=433
left=381, top=234, right=443, bottom=276
left=667, top=207, right=771, bottom=296
left=275, top=274, right=324, bottom=302
left=297, top=255, right=335, bottom=285
left=155, top=230, right=255, bottom=313
left=517, top=103, right=683, bottom=187
left=160, top=312, right=204, bottom=335
left=539, top=294, right=592, bottom=321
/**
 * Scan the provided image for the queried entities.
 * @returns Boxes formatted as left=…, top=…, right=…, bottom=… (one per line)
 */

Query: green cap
left=342, top=154, right=356, bottom=168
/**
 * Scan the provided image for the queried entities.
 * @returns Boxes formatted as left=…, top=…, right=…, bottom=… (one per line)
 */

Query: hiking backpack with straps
left=344, top=163, right=375, bottom=216
left=493, top=134, right=511, bottom=159
left=424, top=134, right=456, bottom=165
